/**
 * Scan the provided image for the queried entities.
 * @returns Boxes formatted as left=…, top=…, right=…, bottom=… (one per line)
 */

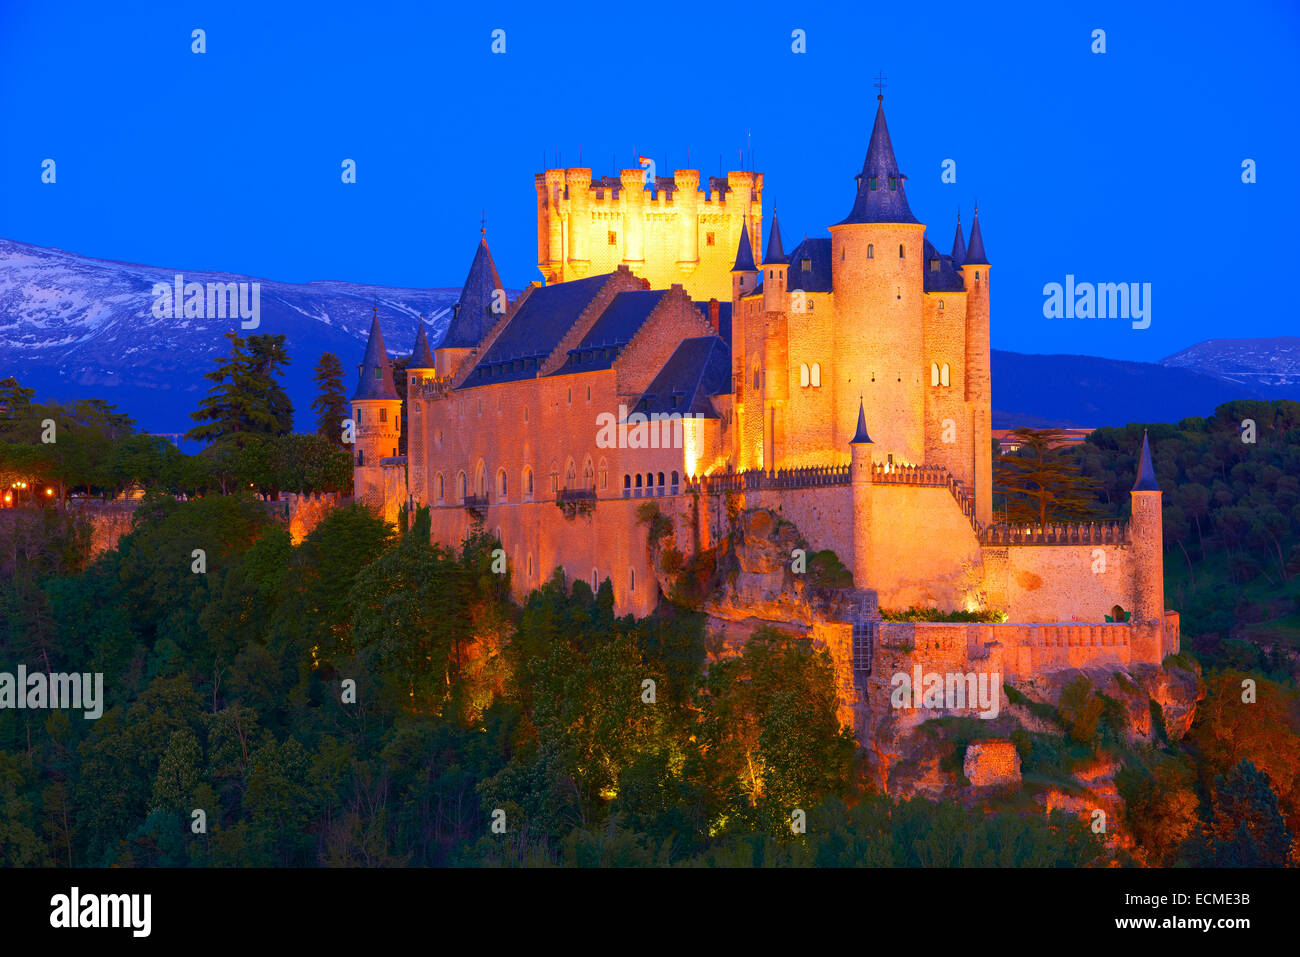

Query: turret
left=675, top=169, right=700, bottom=271
left=351, top=309, right=402, bottom=472
left=829, top=96, right=926, bottom=466
left=1130, top=431, right=1164, bottom=628
left=564, top=168, right=592, bottom=275
left=960, top=205, right=992, bottom=523
left=849, top=399, right=875, bottom=590
left=730, top=220, right=758, bottom=304
left=406, top=320, right=435, bottom=394
left=620, top=168, right=646, bottom=265
left=761, top=213, right=788, bottom=314
left=951, top=210, right=967, bottom=265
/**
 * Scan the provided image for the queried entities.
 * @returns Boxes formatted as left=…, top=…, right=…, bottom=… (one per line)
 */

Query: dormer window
left=889, top=176, right=897, bottom=190
left=929, top=259, right=940, bottom=272
left=801, top=258, right=812, bottom=271
left=868, top=176, right=877, bottom=190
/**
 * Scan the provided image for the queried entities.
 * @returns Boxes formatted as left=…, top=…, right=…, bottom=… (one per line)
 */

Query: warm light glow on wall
left=683, top=415, right=702, bottom=478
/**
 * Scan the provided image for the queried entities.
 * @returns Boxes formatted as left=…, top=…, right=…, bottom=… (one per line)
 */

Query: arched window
left=938, top=299, right=945, bottom=312
left=599, top=457, right=608, bottom=489
left=657, top=472, right=665, bottom=492
left=670, top=470, right=679, bottom=492
left=810, top=363, right=821, bottom=387
left=753, top=365, right=761, bottom=390
left=800, top=363, right=810, bottom=388
left=456, top=471, right=466, bottom=502
left=583, top=456, right=594, bottom=491
left=867, top=244, right=874, bottom=259
left=623, top=474, right=631, bottom=498
left=565, top=458, right=576, bottom=489
left=940, top=363, right=951, bottom=387
left=436, top=472, right=444, bottom=503
left=899, top=244, right=905, bottom=258
left=498, top=468, right=508, bottom=500
left=634, top=474, right=643, bottom=497
left=549, top=460, right=558, bottom=493
left=931, top=363, right=940, bottom=387
left=475, top=460, right=486, bottom=498
left=592, top=569, right=599, bottom=591
left=523, top=467, right=534, bottom=500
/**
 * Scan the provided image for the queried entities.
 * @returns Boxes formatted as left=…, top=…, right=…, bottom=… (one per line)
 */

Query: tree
left=1204, top=760, right=1294, bottom=866
left=995, top=427, right=1102, bottom=526
left=247, top=334, right=294, bottom=436
left=186, top=332, right=289, bottom=445
left=311, top=352, right=348, bottom=447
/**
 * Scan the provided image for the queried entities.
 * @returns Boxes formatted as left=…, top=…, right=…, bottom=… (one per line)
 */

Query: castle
left=351, top=99, right=1180, bottom=715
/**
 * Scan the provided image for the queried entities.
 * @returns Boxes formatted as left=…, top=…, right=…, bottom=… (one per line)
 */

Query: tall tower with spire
left=351, top=308, right=403, bottom=510
left=829, top=95, right=927, bottom=467
left=1130, top=431, right=1165, bottom=625
left=730, top=222, right=760, bottom=468
left=960, top=206, right=993, bottom=523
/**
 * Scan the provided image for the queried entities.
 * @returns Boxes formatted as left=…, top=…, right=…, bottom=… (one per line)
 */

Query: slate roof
left=408, top=321, right=434, bottom=369
left=850, top=399, right=873, bottom=444
left=965, top=208, right=990, bottom=265
left=1132, top=431, right=1160, bottom=491
left=352, top=312, right=399, bottom=401
left=837, top=101, right=920, bottom=226
left=763, top=214, right=786, bottom=265
left=466, top=273, right=610, bottom=386
left=951, top=215, right=967, bottom=265
left=555, top=290, right=667, bottom=374
left=922, top=238, right=967, bottom=293
left=731, top=221, right=758, bottom=272
left=631, top=336, right=732, bottom=420
left=442, top=238, right=505, bottom=349
left=784, top=238, right=833, bottom=294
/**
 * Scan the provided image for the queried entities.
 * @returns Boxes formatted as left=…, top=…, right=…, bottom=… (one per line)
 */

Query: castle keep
left=352, top=99, right=1179, bottom=717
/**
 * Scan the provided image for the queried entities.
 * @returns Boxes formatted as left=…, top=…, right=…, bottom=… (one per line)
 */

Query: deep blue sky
left=2, top=0, right=1297, bottom=362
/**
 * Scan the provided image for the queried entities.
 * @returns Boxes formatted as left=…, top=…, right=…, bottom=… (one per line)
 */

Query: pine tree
left=1206, top=759, right=1294, bottom=866
left=994, top=427, right=1102, bottom=526
left=311, top=352, right=348, bottom=447
left=246, top=334, right=294, bottom=435
left=186, top=332, right=289, bottom=444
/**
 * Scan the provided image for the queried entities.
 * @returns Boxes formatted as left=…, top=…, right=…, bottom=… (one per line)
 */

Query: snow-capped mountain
left=1160, top=337, right=1300, bottom=399
left=0, top=238, right=468, bottom=433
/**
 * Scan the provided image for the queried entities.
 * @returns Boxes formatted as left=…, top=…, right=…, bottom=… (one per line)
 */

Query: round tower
left=565, top=168, right=592, bottom=275
left=849, top=400, right=875, bottom=590
left=761, top=213, right=788, bottom=314
left=674, top=169, right=700, bottom=272
left=960, top=206, right=993, bottom=524
left=620, top=168, right=646, bottom=266
left=829, top=98, right=926, bottom=467
left=1129, top=431, right=1164, bottom=626
left=351, top=310, right=402, bottom=477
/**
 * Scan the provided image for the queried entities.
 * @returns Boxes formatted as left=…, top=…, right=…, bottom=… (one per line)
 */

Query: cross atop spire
left=480, top=209, right=486, bottom=237
left=873, top=71, right=887, bottom=101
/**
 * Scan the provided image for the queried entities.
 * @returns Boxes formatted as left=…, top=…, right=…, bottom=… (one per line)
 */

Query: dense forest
left=1, top=349, right=1297, bottom=865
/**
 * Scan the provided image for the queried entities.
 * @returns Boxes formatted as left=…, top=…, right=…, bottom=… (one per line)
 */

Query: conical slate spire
left=353, top=310, right=399, bottom=401
left=763, top=213, right=786, bottom=265
left=408, top=320, right=434, bottom=370
left=964, top=206, right=990, bottom=265
left=731, top=221, right=757, bottom=272
left=442, top=236, right=504, bottom=349
left=1132, top=430, right=1160, bottom=492
left=850, top=398, right=873, bottom=445
left=951, top=210, right=967, bottom=265
left=836, top=100, right=919, bottom=226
